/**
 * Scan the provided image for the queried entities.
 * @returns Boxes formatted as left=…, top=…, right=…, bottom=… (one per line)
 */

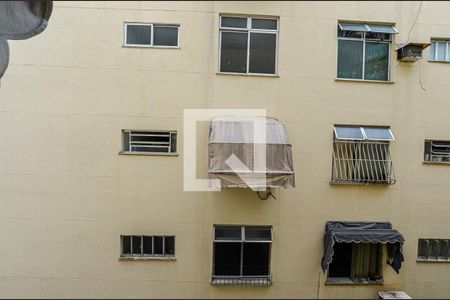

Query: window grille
left=418, top=239, right=450, bottom=261
left=424, top=140, right=450, bottom=163
left=122, top=130, right=177, bottom=155
left=331, top=126, right=396, bottom=185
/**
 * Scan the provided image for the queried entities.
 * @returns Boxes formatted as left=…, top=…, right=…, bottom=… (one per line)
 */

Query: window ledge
left=335, top=78, right=394, bottom=84
left=216, top=72, right=279, bottom=78
left=326, top=277, right=383, bottom=285
left=118, top=151, right=179, bottom=157
left=417, top=258, right=450, bottom=263
left=423, top=161, right=450, bottom=165
left=428, top=60, right=450, bottom=64
left=122, top=45, right=180, bottom=49
left=211, top=276, right=272, bottom=287
left=119, top=256, right=176, bottom=261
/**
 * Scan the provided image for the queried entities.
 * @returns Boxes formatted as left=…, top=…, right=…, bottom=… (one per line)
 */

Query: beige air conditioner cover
left=208, top=116, right=295, bottom=189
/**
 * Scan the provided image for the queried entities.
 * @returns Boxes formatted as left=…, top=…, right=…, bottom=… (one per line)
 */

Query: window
left=429, top=40, right=450, bottom=62
left=219, top=16, right=278, bottom=75
left=121, top=130, right=177, bottom=155
left=212, top=225, right=272, bottom=286
left=418, top=239, right=450, bottom=262
left=120, top=235, right=175, bottom=258
left=331, top=126, right=396, bottom=184
left=337, top=22, right=397, bottom=81
left=327, top=242, right=382, bottom=284
left=124, top=23, right=179, bottom=47
left=424, top=140, right=450, bottom=163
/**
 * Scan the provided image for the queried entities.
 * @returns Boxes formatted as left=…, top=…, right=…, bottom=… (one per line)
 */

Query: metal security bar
left=331, top=140, right=396, bottom=185
left=424, top=140, right=450, bottom=163
left=211, top=275, right=272, bottom=287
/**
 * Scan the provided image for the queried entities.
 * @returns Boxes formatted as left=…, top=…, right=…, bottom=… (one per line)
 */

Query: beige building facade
left=1, top=1, right=450, bottom=298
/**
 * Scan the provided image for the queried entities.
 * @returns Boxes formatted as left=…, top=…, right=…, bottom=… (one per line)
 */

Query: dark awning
left=321, top=221, right=405, bottom=274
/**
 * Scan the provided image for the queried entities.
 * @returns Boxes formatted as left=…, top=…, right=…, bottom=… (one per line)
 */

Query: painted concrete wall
left=0, top=1, right=449, bottom=298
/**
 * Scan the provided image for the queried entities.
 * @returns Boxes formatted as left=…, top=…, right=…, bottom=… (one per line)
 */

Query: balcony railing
left=331, top=140, right=396, bottom=185
left=211, top=275, right=272, bottom=287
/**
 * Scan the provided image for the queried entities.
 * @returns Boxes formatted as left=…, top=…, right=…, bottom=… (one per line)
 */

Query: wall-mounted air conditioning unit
left=397, top=42, right=430, bottom=62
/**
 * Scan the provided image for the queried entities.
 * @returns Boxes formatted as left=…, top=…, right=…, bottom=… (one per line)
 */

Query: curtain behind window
left=351, top=243, right=380, bottom=280
left=337, top=39, right=363, bottom=79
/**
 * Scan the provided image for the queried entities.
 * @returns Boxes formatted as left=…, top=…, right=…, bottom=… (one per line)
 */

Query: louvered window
left=122, top=130, right=177, bottom=155
left=331, top=126, right=396, bottom=185
left=120, top=235, right=175, bottom=258
left=424, top=140, right=450, bottom=163
left=418, top=239, right=450, bottom=261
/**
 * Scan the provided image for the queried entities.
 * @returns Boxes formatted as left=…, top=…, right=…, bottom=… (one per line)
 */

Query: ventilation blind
left=424, top=140, right=450, bottom=163
left=122, top=130, right=177, bottom=154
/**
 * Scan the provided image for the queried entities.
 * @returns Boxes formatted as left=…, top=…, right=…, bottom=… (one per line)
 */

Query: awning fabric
left=0, top=0, right=53, bottom=78
left=208, top=116, right=295, bottom=189
left=321, top=221, right=405, bottom=274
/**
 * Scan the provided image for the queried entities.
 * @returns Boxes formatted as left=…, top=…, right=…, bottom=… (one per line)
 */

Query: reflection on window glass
left=221, top=16, right=247, bottom=28
left=364, top=42, right=389, bottom=81
left=437, top=42, right=447, bottom=61
left=251, top=19, right=277, bottom=30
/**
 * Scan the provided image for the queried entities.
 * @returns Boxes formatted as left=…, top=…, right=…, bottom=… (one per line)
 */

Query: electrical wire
left=397, top=1, right=423, bottom=49
left=419, top=58, right=426, bottom=91
left=257, top=187, right=277, bottom=200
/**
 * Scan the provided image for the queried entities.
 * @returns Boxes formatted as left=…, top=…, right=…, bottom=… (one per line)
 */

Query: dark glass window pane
left=154, top=26, right=178, bottom=46
left=328, top=242, right=353, bottom=278
left=143, top=236, right=153, bottom=255
left=123, top=132, right=130, bottom=152
left=126, top=25, right=151, bottom=45
left=249, top=32, right=276, bottom=74
left=242, top=243, right=270, bottom=276
left=221, top=17, right=247, bottom=28
left=365, top=32, right=391, bottom=40
left=251, top=19, right=277, bottom=30
left=122, top=236, right=131, bottom=255
left=154, top=236, right=164, bottom=255
left=131, top=146, right=169, bottom=153
left=220, top=31, right=248, bottom=73
left=215, top=226, right=242, bottom=240
left=245, top=227, right=272, bottom=241
left=337, top=39, right=363, bottom=79
left=164, top=236, right=175, bottom=255
left=213, top=242, right=241, bottom=276
left=132, top=236, right=142, bottom=255
left=131, top=134, right=169, bottom=143
left=338, top=30, right=363, bottom=38
left=364, top=42, right=389, bottom=81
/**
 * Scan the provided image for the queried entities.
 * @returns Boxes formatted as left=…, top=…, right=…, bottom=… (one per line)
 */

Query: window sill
left=119, top=256, right=176, bottom=261
left=118, top=151, right=179, bottom=157
left=216, top=72, right=279, bottom=78
left=326, top=277, right=383, bottom=285
left=428, top=60, right=450, bottom=64
left=423, top=161, right=450, bottom=165
left=417, top=258, right=450, bottom=263
left=335, top=78, right=394, bottom=84
left=211, top=276, right=272, bottom=287
left=122, top=45, right=180, bottom=49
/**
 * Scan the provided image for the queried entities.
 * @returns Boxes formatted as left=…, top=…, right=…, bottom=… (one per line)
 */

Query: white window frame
left=336, top=27, right=393, bottom=82
left=218, top=15, right=279, bottom=76
left=429, top=40, right=450, bottom=62
left=123, top=22, right=180, bottom=48
left=120, top=129, right=178, bottom=156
